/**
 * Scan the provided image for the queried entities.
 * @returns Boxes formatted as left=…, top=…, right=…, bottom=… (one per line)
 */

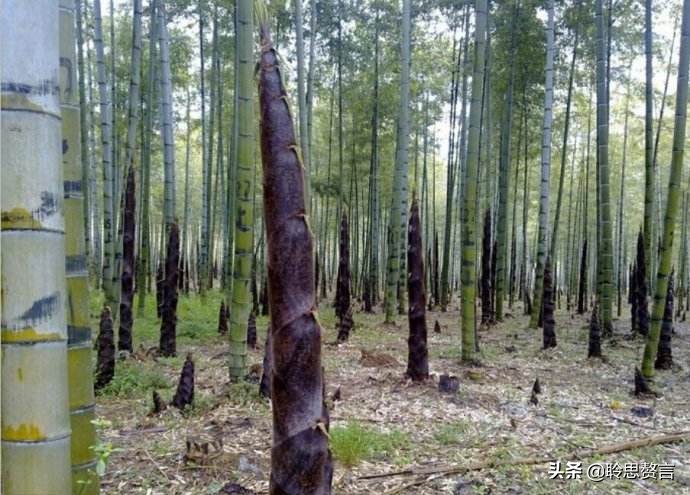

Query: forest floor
left=94, top=291, right=690, bottom=495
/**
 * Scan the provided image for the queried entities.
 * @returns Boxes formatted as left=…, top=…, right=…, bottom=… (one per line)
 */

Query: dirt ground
left=97, top=294, right=690, bottom=494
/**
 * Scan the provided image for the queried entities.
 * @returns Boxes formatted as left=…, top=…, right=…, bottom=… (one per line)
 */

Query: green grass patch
left=434, top=346, right=463, bottom=360
left=181, top=392, right=220, bottom=416
left=316, top=307, right=338, bottom=330
left=175, top=294, right=223, bottom=343
left=226, top=381, right=267, bottom=409
left=433, top=420, right=471, bottom=445
left=330, top=422, right=410, bottom=467
left=92, top=290, right=233, bottom=348
left=98, top=360, right=171, bottom=398
left=478, top=344, right=499, bottom=361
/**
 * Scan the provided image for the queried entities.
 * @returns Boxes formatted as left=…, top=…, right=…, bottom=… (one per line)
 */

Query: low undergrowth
left=330, top=421, right=410, bottom=467
left=98, top=360, right=171, bottom=397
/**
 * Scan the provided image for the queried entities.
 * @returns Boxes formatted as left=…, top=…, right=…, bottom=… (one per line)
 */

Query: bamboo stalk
left=2, top=1, right=72, bottom=491
left=60, top=0, right=100, bottom=491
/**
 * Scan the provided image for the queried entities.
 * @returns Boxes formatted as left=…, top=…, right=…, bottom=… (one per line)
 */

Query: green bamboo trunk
left=93, top=0, right=116, bottom=306
left=644, top=0, right=655, bottom=288
left=530, top=0, right=555, bottom=329
left=365, top=9, right=380, bottom=308
left=60, top=1, right=100, bottom=491
left=295, top=0, right=310, bottom=209
left=158, top=2, right=176, bottom=229
left=199, top=1, right=210, bottom=294
left=616, top=62, right=632, bottom=317
left=206, top=8, right=218, bottom=285
left=228, top=0, right=256, bottom=380
left=182, top=88, right=192, bottom=287
left=650, top=18, right=679, bottom=299
left=76, top=0, right=90, bottom=261
left=207, top=14, right=221, bottom=286
left=595, top=0, right=614, bottom=334
left=520, top=108, right=530, bottom=307
left=1, top=1, right=72, bottom=491
left=494, top=1, right=519, bottom=321
left=306, top=0, right=316, bottom=215
left=565, top=146, right=578, bottom=304
left=384, top=0, right=411, bottom=322
left=508, top=98, right=524, bottom=308
left=439, top=31, right=459, bottom=312
left=123, top=0, right=143, bottom=202
left=441, top=13, right=469, bottom=310
left=641, top=0, right=690, bottom=378
left=224, top=55, right=238, bottom=295
left=549, top=14, right=579, bottom=267
left=85, top=8, right=102, bottom=278
left=460, top=0, right=488, bottom=361
left=336, top=0, right=345, bottom=228
left=109, top=0, right=117, bottom=218
left=136, top=0, right=157, bottom=315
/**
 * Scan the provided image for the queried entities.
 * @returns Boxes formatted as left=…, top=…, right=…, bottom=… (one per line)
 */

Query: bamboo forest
left=5, top=0, right=690, bottom=493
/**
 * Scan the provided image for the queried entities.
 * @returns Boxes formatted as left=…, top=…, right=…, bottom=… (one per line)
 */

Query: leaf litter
left=97, top=300, right=690, bottom=494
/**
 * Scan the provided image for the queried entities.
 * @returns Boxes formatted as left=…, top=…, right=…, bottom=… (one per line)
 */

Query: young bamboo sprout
left=159, top=223, right=180, bottom=357
left=172, top=353, right=195, bottom=410
left=655, top=271, right=674, bottom=369
left=95, top=306, right=116, bottom=389
left=119, top=166, right=136, bottom=352
left=218, top=301, right=229, bottom=335
left=151, top=390, right=167, bottom=415
left=634, top=367, right=656, bottom=397
left=247, top=312, right=258, bottom=349
left=481, top=209, right=493, bottom=325
left=336, top=211, right=352, bottom=343
left=635, top=231, right=650, bottom=336
left=259, top=328, right=272, bottom=399
left=258, top=24, right=333, bottom=494
left=542, top=257, right=557, bottom=349
left=588, top=304, right=602, bottom=358
left=406, top=199, right=429, bottom=381
left=630, top=261, right=639, bottom=332
left=156, top=261, right=164, bottom=318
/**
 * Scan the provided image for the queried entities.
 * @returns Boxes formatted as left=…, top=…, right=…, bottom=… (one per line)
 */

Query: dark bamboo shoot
left=118, top=165, right=136, bottom=352
left=159, top=223, right=179, bottom=357
left=95, top=306, right=115, bottom=390
left=406, top=199, right=429, bottom=381
left=259, top=25, right=332, bottom=494
left=655, top=271, right=674, bottom=369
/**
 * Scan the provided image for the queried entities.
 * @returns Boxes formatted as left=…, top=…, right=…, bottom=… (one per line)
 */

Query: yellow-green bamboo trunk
left=384, top=0, right=412, bottom=323
left=228, top=0, right=255, bottom=380
left=1, top=1, right=72, bottom=492
left=460, top=0, right=488, bottom=362
left=641, top=0, right=690, bottom=378
left=93, top=0, right=116, bottom=306
left=530, top=0, right=555, bottom=329
left=158, top=2, right=176, bottom=228
left=594, top=0, right=614, bottom=335
left=644, top=0, right=655, bottom=290
left=60, top=0, right=100, bottom=492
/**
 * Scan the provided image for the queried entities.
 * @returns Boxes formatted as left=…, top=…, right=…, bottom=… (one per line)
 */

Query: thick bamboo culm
left=60, top=0, right=100, bottom=492
left=1, top=1, right=72, bottom=492
left=228, top=0, right=256, bottom=380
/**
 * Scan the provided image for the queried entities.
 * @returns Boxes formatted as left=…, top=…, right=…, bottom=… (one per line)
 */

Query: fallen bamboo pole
left=360, top=431, right=690, bottom=481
